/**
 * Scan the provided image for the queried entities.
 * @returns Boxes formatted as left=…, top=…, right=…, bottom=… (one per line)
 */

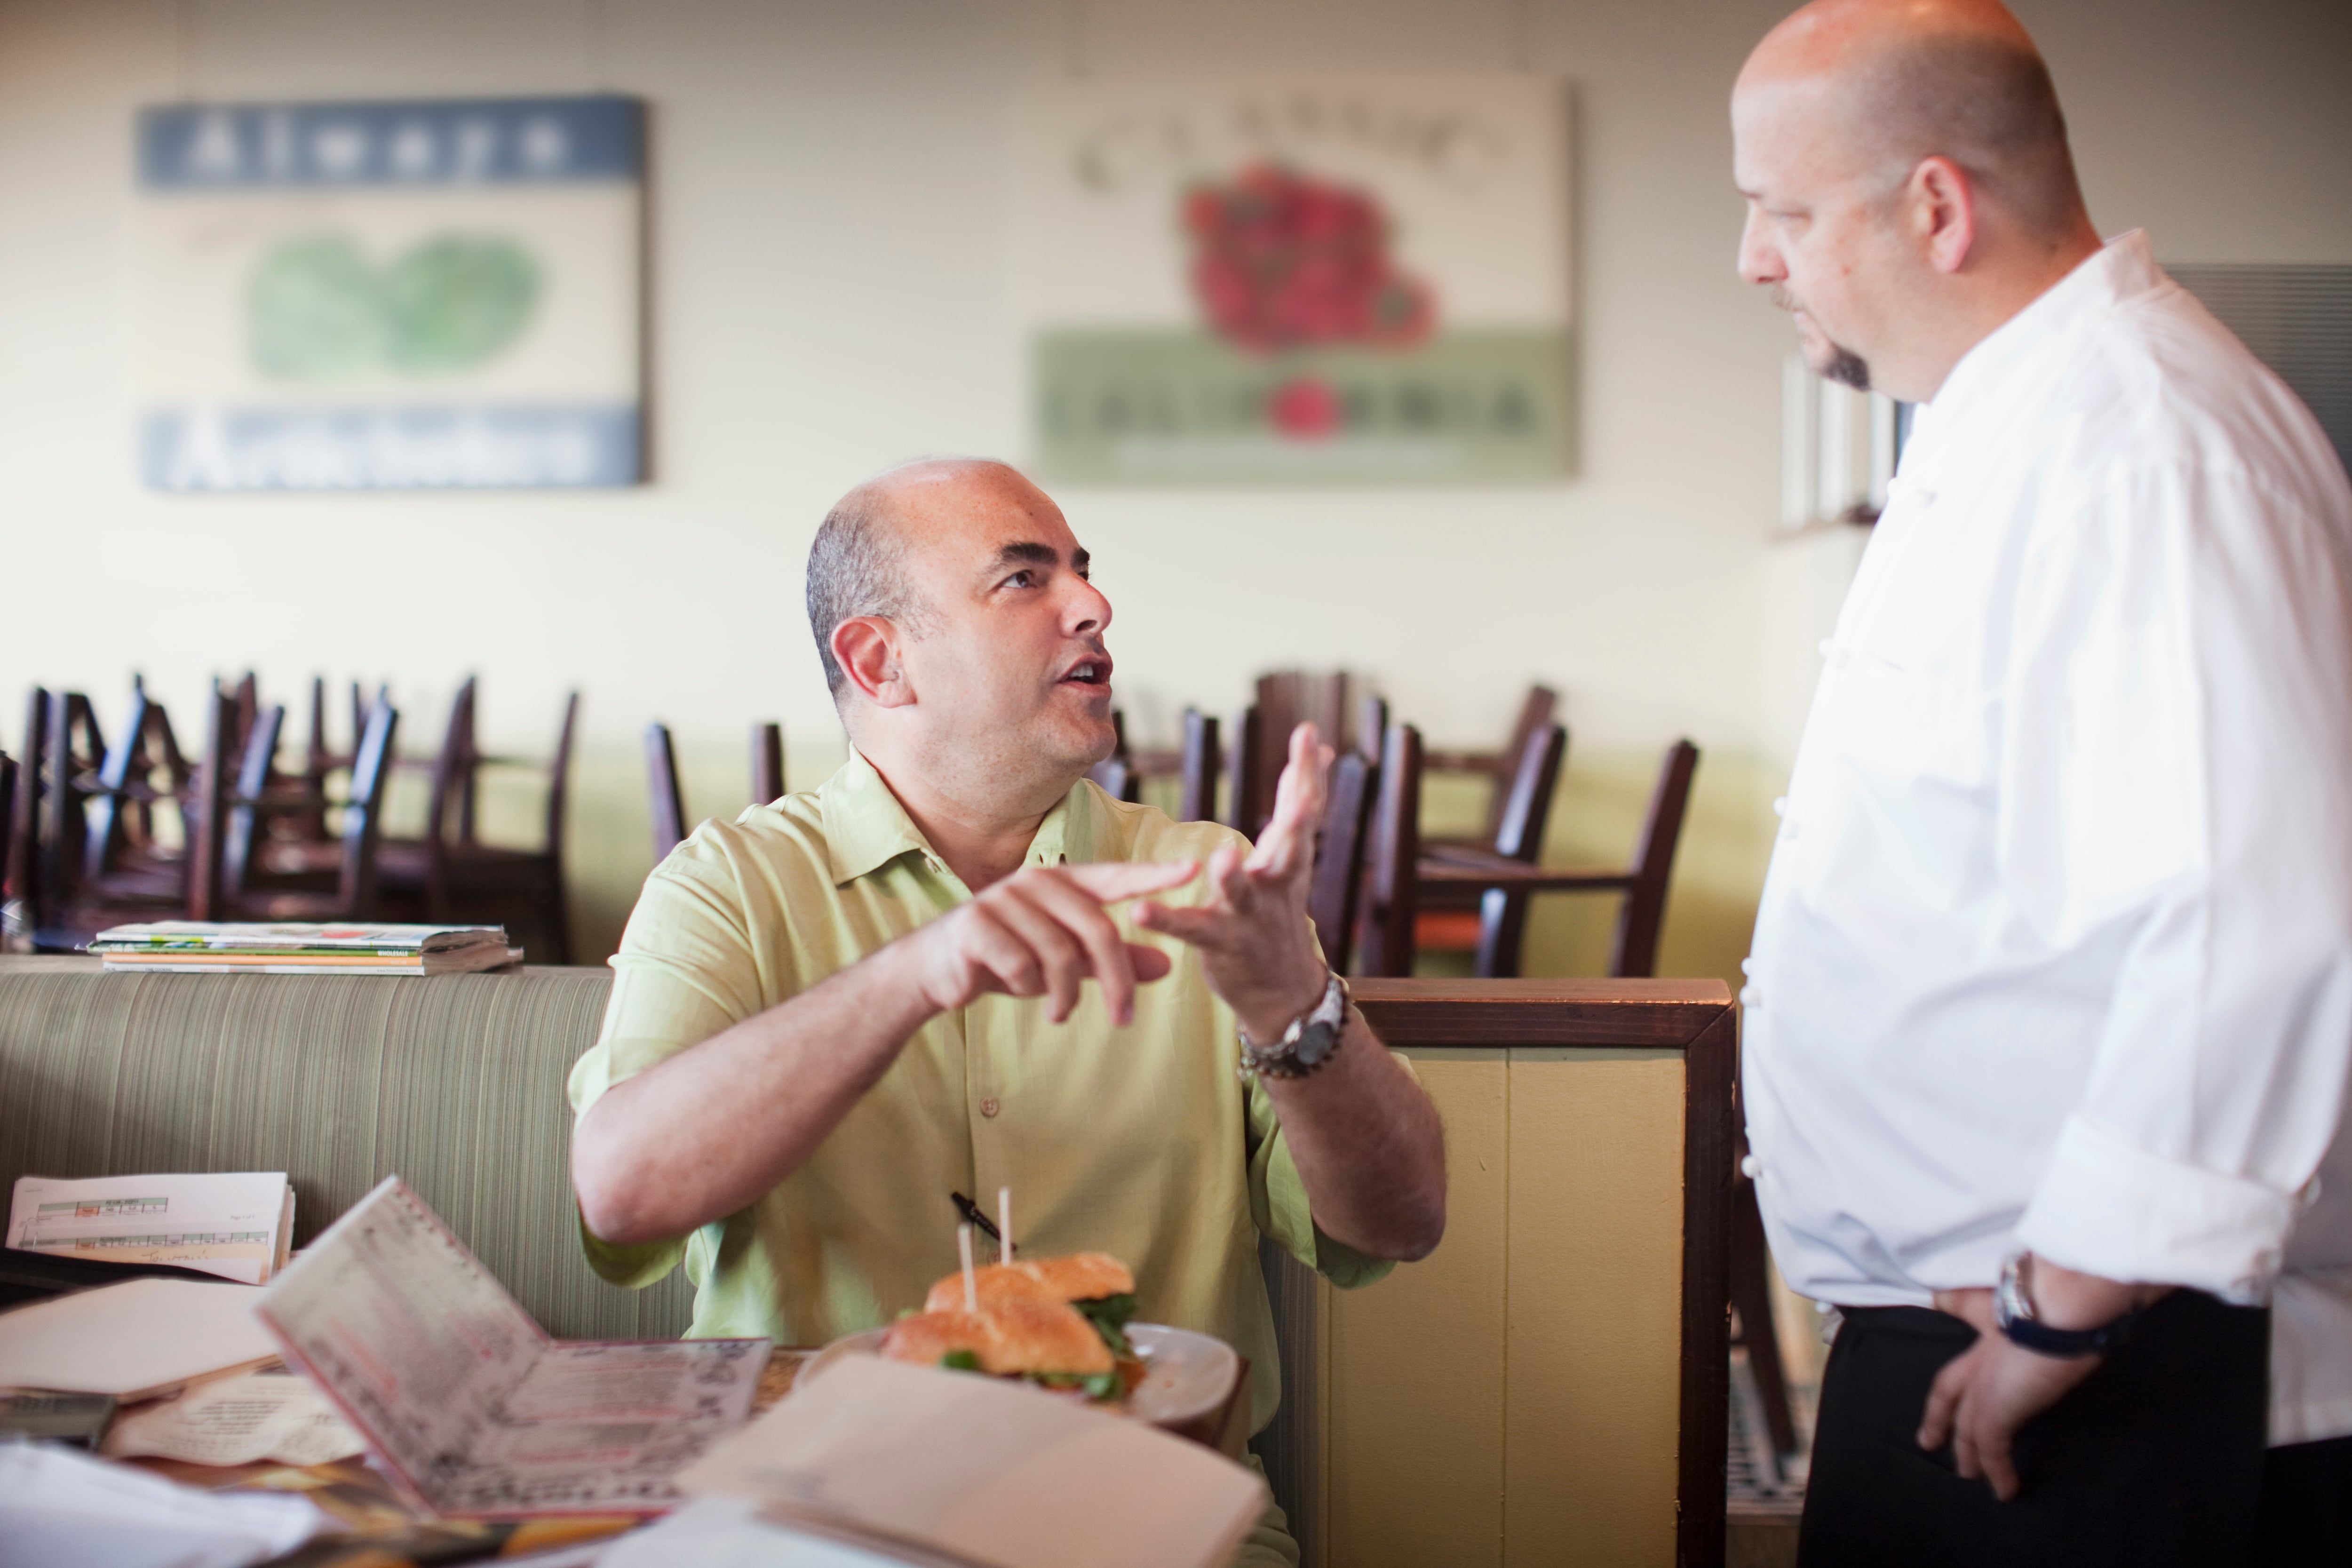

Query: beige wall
left=3, top=0, right=2346, bottom=969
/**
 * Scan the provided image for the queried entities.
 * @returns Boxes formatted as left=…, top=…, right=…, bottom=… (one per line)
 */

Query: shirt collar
left=1923, top=230, right=2162, bottom=423
left=818, top=748, right=1106, bottom=887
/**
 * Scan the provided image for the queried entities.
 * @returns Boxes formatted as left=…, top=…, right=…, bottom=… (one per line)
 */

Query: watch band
left=1237, top=972, right=1349, bottom=1082
left=1993, top=1252, right=2142, bottom=1358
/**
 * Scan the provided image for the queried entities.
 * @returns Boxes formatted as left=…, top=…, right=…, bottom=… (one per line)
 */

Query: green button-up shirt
left=568, top=749, right=1390, bottom=1433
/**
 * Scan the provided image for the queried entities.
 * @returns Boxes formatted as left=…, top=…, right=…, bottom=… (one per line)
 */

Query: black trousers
left=2258, top=1433, right=2352, bottom=1566
left=1800, top=1293, right=2270, bottom=1568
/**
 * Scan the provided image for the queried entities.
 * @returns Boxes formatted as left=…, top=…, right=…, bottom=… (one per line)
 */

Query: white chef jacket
left=1742, top=231, right=2352, bottom=1445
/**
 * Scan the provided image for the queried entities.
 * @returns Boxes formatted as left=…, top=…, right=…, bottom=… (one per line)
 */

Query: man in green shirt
left=569, top=458, right=1446, bottom=1564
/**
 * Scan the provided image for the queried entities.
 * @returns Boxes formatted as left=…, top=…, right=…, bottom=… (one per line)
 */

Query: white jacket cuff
left=2016, top=1115, right=2295, bottom=1305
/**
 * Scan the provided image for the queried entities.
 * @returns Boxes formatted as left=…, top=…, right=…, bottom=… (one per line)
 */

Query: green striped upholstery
left=0, top=956, right=691, bottom=1341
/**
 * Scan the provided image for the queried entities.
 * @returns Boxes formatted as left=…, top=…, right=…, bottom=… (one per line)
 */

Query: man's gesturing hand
left=910, top=860, right=1197, bottom=1027
left=1131, top=722, right=1333, bottom=1038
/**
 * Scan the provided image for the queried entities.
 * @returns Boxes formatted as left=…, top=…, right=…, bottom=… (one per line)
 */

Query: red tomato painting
left=1182, top=162, right=1437, bottom=358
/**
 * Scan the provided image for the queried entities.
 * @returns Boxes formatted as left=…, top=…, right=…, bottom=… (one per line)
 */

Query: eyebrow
left=983, top=541, right=1089, bottom=576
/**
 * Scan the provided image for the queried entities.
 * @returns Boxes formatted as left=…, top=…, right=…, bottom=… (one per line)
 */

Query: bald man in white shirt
left=1733, top=2, right=2352, bottom=1563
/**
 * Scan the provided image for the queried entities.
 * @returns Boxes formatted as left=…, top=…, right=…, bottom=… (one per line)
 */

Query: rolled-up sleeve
left=2011, top=462, right=2352, bottom=1301
left=567, top=848, right=789, bottom=1286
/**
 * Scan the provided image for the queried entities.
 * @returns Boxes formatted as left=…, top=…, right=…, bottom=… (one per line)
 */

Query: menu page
left=258, top=1177, right=769, bottom=1518
left=257, top=1177, right=544, bottom=1508
left=7, top=1171, right=293, bottom=1284
left=441, top=1339, right=772, bottom=1516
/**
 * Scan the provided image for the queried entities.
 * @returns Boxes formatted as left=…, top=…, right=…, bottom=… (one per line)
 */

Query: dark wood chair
left=649, top=719, right=790, bottom=862
left=753, top=722, right=786, bottom=806
left=1086, top=709, right=1143, bottom=804
left=1305, top=748, right=1378, bottom=973
left=1176, top=709, right=1220, bottom=823
left=198, top=691, right=399, bottom=923
left=1422, top=684, right=1560, bottom=851
left=1417, top=739, right=1700, bottom=980
left=219, top=703, right=321, bottom=906
left=1732, top=1128, right=1800, bottom=1461
left=80, top=677, right=194, bottom=894
left=376, top=679, right=579, bottom=963
left=646, top=722, right=688, bottom=861
left=0, top=752, right=16, bottom=939
left=1415, top=721, right=1571, bottom=975
left=1355, top=722, right=1424, bottom=979
left=1230, top=672, right=1371, bottom=841
left=9, top=685, right=205, bottom=948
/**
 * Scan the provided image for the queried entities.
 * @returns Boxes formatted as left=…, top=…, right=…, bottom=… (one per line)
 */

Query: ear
left=1908, top=155, right=1978, bottom=275
left=831, top=616, right=916, bottom=709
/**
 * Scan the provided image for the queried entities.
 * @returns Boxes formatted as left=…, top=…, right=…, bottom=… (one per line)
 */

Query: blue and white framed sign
left=134, top=95, right=643, bottom=491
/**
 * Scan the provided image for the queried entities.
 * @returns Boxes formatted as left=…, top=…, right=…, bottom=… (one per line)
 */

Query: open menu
left=256, top=1177, right=770, bottom=1518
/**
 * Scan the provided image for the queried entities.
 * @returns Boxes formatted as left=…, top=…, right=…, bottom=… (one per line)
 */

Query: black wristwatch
left=1237, top=972, right=1349, bottom=1082
left=1994, top=1252, right=2143, bottom=1358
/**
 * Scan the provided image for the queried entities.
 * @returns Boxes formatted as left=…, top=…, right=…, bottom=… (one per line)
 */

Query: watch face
left=1293, top=1019, right=1340, bottom=1068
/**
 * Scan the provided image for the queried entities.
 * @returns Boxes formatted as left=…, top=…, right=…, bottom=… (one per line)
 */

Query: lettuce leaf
left=1073, top=1292, right=1139, bottom=1358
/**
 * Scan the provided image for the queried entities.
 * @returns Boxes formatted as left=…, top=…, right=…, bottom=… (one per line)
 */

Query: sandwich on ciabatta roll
left=1015, top=1251, right=1140, bottom=1359
left=882, top=1297, right=1120, bottom=1398
left=889, top=1250, right=1144, bottom=1403
left=921, top=1263, right=1057, bottom=1314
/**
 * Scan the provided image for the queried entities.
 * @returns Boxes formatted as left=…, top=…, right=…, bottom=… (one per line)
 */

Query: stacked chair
left=373, top=676, right=580, bottom=963
left=4, top=672, right=580, bottom=963
left=643, top=720, right=787, bottom=861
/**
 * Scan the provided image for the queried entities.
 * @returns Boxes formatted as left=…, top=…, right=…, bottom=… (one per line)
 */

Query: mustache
left=1769, top=284, right=1801, bottom=314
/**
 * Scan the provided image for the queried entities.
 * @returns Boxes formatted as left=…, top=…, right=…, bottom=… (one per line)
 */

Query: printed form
left=258, top=1177, right=768, bottom=1518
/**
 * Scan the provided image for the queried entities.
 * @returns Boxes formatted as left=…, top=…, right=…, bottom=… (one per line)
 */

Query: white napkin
left=598, top=1498, right=916, bottom=1568
left=0, top=1442, right=331, bottom=1568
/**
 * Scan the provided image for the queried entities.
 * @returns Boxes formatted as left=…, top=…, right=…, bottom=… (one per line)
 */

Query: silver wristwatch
left=1237, top=972, right=1350, bottom=1082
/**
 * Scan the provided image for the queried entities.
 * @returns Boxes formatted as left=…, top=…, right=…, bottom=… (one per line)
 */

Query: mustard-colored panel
left=1503, top=1057, right=1685, bottom=1568
left=1324, top=1056, right=1509, bottom=1568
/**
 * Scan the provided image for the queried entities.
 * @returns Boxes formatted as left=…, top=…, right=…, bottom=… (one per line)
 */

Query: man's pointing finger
left=1063, top=860, right=1200, bottom=902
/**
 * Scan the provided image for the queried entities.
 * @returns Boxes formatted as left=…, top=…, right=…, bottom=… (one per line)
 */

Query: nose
left=1064, top=572, right=1112, bottom=637
left=1737, top=206, right=1781, bottom=287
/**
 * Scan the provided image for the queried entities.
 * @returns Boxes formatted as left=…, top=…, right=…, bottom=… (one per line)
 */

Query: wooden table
left=123, top=1344, right=1251, bottom=1566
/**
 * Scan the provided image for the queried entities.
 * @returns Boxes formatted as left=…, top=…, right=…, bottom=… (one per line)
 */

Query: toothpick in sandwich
left=958, top=1221, right=978, bottom=1313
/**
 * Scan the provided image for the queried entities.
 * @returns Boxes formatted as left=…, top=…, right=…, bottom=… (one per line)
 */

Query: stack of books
left=89, top=922, right=521, bottom=976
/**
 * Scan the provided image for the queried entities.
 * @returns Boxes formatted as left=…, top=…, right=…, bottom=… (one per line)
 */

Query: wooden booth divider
left=1254, top=979, right=1734, bottom=1568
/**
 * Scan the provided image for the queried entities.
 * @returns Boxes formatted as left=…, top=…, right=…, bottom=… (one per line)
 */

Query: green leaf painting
left=248, top=232, right=541, bottom=382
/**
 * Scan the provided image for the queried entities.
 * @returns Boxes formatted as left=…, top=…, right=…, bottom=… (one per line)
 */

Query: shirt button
left=1772, top=796, right=1789, bottom=818
left=979, top=1098, right=1001, bottom=1118
left=1740, top=1155, right=1762, bottom=1179
left=1739, top=985, right=1761, bottom=1009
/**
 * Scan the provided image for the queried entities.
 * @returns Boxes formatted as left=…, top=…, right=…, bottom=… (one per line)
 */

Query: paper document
left=0, top=1277, right=279, bottom=1400
left=0, top=1441, right=330, bottom=1568
left=7, top=1171, right=294, bottom=1285
left=103, top=1368, right=366, bottom=1468
left=258, top=1176, right=770, bottom=1518
left=678, top=1355, right=1266, bottom=1568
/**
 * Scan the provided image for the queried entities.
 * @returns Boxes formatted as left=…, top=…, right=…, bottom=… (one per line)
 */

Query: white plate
left=798, top=1321, right=1239, bottom=1428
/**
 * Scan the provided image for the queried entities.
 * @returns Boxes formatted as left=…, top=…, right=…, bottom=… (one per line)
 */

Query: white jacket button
left=1740, top=1155, right=1762, bottom=1179
left=1740, top=985, right=1761, bottom=1009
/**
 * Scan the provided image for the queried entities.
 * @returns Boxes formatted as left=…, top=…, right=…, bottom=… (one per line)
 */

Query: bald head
left=807, top=459, right=1019, bottom=701
left=1739, top=0, right=2085, bottom=237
